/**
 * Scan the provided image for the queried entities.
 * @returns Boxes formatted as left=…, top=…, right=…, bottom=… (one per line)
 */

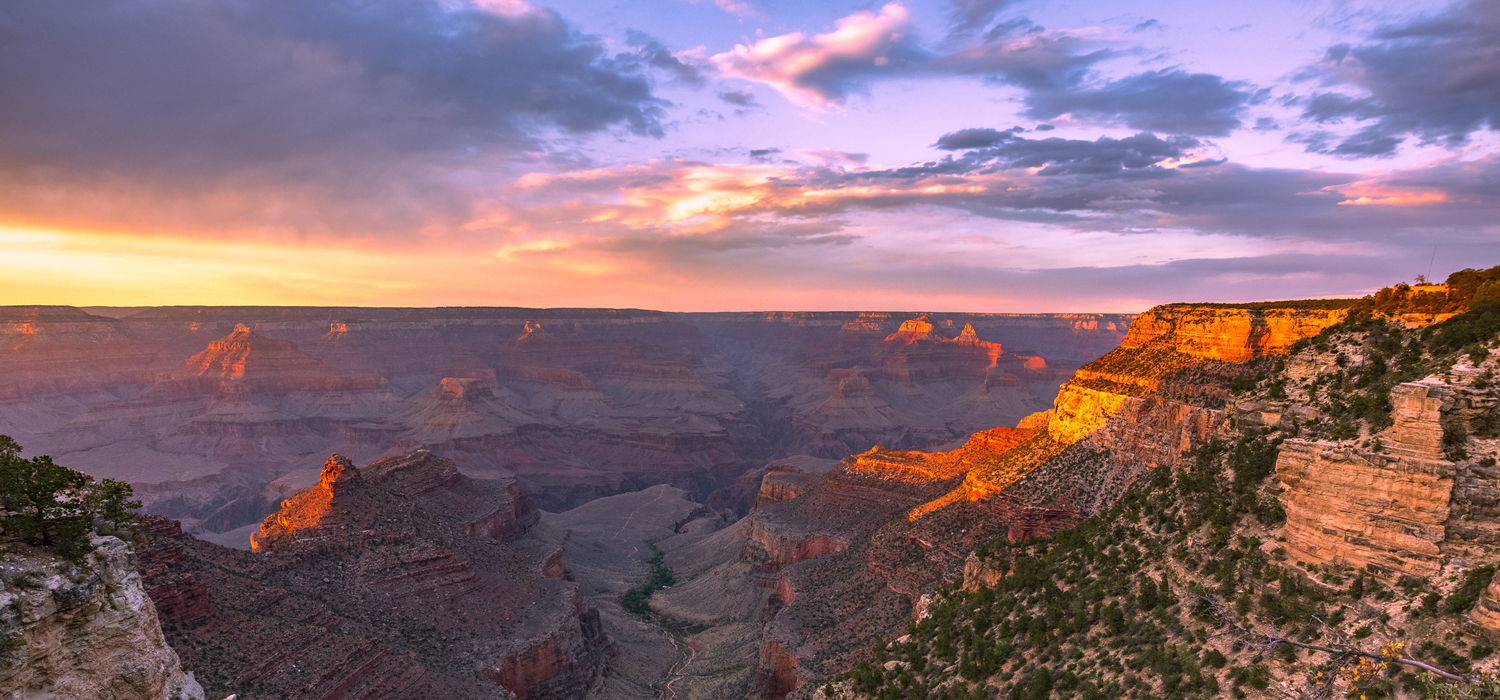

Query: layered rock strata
left=144, top=450, right=605, bottom=700
left=688, top=304, right=1347, bottom=698
left=1277, top=440, right=1454, bottom=579
left=1276, top=373, right=1500, bottom=582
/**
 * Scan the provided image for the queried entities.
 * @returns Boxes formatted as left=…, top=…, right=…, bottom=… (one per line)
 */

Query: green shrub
left=1443, top=565, right=1496, bottom=615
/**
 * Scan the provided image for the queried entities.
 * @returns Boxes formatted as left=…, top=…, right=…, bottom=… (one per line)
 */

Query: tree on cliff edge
left=0, top=435, right=142, bottom=558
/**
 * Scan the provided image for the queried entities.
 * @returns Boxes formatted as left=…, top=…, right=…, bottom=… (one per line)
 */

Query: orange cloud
left=1332, top=179, right=1449, bottom=206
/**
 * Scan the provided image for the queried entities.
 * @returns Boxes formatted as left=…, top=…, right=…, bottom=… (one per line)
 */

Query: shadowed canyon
left=10, top=285, right=1500, bottom=700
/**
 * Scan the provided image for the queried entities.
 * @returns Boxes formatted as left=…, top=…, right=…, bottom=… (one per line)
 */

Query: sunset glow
left=3, top=0, right=1497, bottom=310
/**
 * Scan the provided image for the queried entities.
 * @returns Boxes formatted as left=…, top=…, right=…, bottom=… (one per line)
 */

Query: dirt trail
left=657, top=632, right=698, bottom=700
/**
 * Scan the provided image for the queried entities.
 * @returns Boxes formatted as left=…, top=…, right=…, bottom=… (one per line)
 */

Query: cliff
left=678, top=302, right=1350, bottom=699
left=1275, top=367, right=1500, bottom=583
left=1120, top=305, right=1350, bottom=362
left=906, top=304, right=1346, bottom=521
left=146, top=449, right=605, bottom=700
left=0, top=537, right=205, bottom=700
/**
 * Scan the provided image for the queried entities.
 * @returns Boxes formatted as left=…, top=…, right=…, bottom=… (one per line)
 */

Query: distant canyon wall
left=0, top=305, right=1131, bottom=541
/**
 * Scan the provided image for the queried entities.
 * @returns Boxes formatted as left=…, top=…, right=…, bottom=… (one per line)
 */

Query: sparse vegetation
left=622, top=543, right=675, bottom=617
left=828, top=309, right=1500, bottom=700
left=0, top=435, right=143, bottom=559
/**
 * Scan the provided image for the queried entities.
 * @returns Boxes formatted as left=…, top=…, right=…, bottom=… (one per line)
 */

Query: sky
left=2, top=0, right=1498, bottom=312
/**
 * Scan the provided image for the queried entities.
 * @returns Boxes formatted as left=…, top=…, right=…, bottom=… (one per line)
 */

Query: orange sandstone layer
left=1275, top=377, right=1500, bottom=582
left=1122, top=305, right=1348, bottom=362
left=903, top=303, right=1345, bottom=521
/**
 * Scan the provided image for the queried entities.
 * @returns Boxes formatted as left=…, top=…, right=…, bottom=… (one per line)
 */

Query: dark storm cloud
left=0, top=0, right=663, bottom=232
left=1296, top=0, right=1500, bottom=156
left=626, top=29, right=706, bottom=85
left=1024, top=70, right=1255, bottom=136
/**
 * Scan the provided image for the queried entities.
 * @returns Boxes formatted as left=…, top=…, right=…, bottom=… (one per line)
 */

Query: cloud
left=1295, top=0, right=1500, bottom=156
left=0, top=0, right=663, bottom=235
left=948, top=0, right=1016, bottom=34
left=710, top=3, right=926, bottom=108
left=980, top=133, right=1201, bottom=175
left=934, top=128, right=1024, bottom=150
left=1024, top=70, right=1254, bottom=136
left=940, top=25, right=1110, bottom=92
left=708, top=4, right=1254, bottom=139
left=718, top=89, right=760, bottom=106
left=627, top=29, right=707, bottom=86
left=797, top=149, right=870, bottom=166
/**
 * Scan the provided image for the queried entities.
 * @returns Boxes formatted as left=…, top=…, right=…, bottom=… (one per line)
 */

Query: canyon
left=11, top=292, right=1500, bottom=700
left=0, top=306, right=1129, bottom=547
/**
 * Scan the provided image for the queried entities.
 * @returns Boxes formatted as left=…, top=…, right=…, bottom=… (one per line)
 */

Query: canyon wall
left=1276, top=371, right=1500, bottom=583
left=671, top=303, right=1348, bottom=699
left=0, top=306, right=1131, bottom=544
left=143, top=449, right=608, bottom=700
left=0, top=536, right=205, bottom=700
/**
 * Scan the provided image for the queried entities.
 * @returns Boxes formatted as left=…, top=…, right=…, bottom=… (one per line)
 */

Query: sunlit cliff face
left=897, top=304, right=1349, bottom=521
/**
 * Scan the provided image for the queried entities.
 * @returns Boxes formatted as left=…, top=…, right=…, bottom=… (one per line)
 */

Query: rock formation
left=642, top=303, right=1344, bottom=698
left=1121, top=305, right=1348, bottom=362
left=143, top=450, right=606, bottom=700
left=1277, top=440, right=1454, bottom=579
left=0, top=306, right=1130, bottom=545
left=0, top=536, right=205, bottom=700
left=1276, top=370, right=1500, bottom=582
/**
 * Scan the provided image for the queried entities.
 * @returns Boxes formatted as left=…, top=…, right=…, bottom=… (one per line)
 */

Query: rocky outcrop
left=756, top=639, right=801, bottom=700
left=1277, top=372, right=1500, bottom=582
left=757, top=470, right=817, bottom=509
left=492, top=591, right=606, bottom=700
left=1277, top=440, right=1454, bottom=580
left=844, top=427, right=1036, bottom=485
left=744, top=517, right=849, bottom=574
left=962, top=553, right=1008, bottom=592
left=0, top=537, right=205, bottom=700
left=148, top=449, right=605, bottom=700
